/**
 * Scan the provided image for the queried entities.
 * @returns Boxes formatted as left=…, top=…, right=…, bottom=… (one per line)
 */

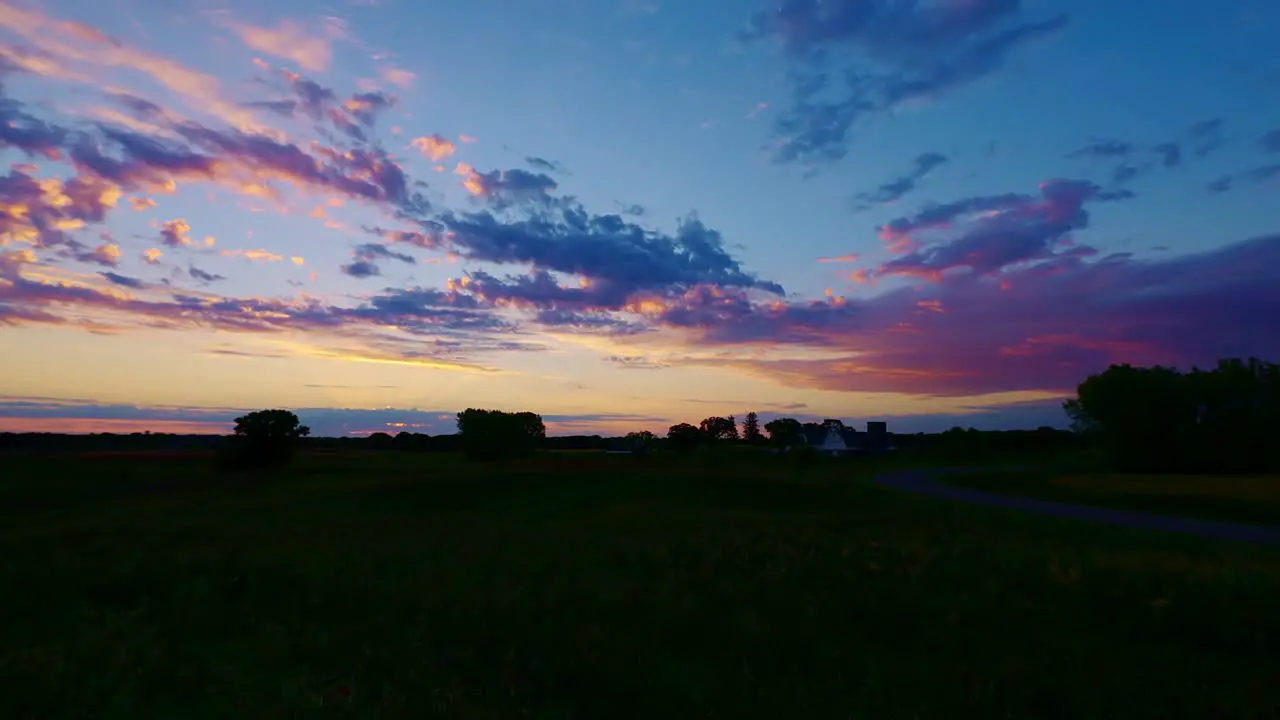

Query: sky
left=1, top=0, right=1278, bottom=438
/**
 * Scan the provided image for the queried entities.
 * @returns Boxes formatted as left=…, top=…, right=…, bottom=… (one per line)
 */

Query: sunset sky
left=2, top=0, right=1278, bottom=437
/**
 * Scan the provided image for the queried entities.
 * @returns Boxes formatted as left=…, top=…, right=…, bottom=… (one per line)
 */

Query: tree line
left=4, top=356, right=1274, bottom=474
left=1064, top=357, right=1280, bottom=473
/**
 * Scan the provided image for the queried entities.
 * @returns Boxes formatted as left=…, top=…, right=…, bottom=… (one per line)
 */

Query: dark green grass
left=942, top=469, right=1280, bottom=527
left=2, top=450, right=1279, bottom=718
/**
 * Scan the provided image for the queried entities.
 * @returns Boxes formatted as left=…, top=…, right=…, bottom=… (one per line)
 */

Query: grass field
left=2, top=449, right=1279, bottom=718
left=943, top=468, right=1280, bottom=527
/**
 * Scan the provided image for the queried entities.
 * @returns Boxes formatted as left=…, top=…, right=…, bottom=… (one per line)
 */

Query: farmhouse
left=800, top=419, right=891, bottom=455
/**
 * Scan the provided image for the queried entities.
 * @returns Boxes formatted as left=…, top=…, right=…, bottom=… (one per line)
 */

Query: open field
left=2, top=449, right=1279, bottom=718
left=943, top=469, right=1280, bottom=527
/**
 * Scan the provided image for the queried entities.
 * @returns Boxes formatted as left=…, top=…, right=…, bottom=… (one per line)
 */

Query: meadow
left=2, top=448, right=1279, bottom=718
left=943, top=468, right=1280, bottom=527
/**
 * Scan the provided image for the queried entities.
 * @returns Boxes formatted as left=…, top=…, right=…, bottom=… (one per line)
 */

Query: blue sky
left=1, top=0, right=1278, bottom=436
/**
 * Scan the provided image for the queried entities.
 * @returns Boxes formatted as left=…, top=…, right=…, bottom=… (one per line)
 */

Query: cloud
left=341, top=91, right=395, bottom=128
left=1259, top=129, right=1280, bottom=154
left=619, top=0, right=659, bottom=15
left=340, top=259, right=381, bottom=278
left=1207, top=164, right=1280, bottom=194
left=1067, top=139, right=1133, bottom=159
left=1, top=43, right=784, bottom=374
left=337, top=239, right=422, bottom=279
left=457, top=168, right=559, bottom=207
left=1061, top=118, right=1229, bottom=187
left=74, top=242, right=122, bottom=267
left=353, top=242, right=415, bottom=264
left=142, top=248, right=163, bottom=265
left=411, top=134, right=456, bottom=162
left=228, top=19, right=331, bottom=72
left=188, top=265, right=225, bottom=283
left=158, top=218, right=192, bottom=247
left=0, top=3, right=268, bottom=132
left=100, top=270, right=144, bottom=288
left=748, top=0, right=1068, bottom=165
left=649, top=233, right=1280, bottom=397
left=221, top=248, right=284, bottom=262
left=0, top=91, right=69, bottom=158
left=1, top=69, right=406, bottom=207
left=525, top=156, right=566, bottom=174
left=364, top=226, right=443, bottom=250
left=872, top=178, right=1132, bottom=281
left=379, top=67, right=415, bottom=88
left=0, top=166, right=123, bottom=248
left=0, top=250, right=522, bottom=370
left=432, top=197, right=785, bottom=308
left=606, top=355, right=669, bottom=369
left=1152, top=142, right=1181, bottom=168
left=1187, top=118, right=1225, bottom=156
left=852, top=151, right=947, bottom=207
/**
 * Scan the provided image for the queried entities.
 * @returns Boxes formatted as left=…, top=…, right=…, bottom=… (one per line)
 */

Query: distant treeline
left=0, top=426, right=1080, bottom=457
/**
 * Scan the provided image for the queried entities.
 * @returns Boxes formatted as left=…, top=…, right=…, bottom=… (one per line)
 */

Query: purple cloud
left=653, top=233, right=1280, bottom=396
left=187, top=266, right=225, bottom=283
left=100, top=271, right=144, bottom=288
left=873, top=179, right=1131, bottom=281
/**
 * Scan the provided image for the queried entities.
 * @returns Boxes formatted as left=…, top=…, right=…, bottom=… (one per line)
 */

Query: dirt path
left=871, top=468, right=1280, bottom=547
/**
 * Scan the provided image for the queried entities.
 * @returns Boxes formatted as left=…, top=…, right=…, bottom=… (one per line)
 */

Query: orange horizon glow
left=0, top=417, right=234, bottom=434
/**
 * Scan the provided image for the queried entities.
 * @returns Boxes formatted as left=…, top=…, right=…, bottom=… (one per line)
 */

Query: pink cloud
left=228, top=19, right=331, bottom=72
left=0, top=3, right=270, bottom=132
left=649, top=234, right=1280, bottom=396
left=380, top=67, right=415, bottom=88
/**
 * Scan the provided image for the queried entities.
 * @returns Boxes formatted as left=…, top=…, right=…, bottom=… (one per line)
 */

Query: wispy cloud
left=746, top=0, right=1067, bottom=165
left=226, top=18, right=332, bottom=72
left=852, top=152, right=948, bottom=208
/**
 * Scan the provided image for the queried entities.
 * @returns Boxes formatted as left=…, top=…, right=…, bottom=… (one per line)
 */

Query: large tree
left=456, top=408, right=546, bottom=461
left=666, top=422, right=703, bottom=451
left=1064, top=357, right=1280, bottom=473
left=234, top=409, right=311, bottom=441
left=225, top=409, right=310, bottom=469
left=763, top=417, right=804, bottom=447
left=699, top=415, right=739, bottom=442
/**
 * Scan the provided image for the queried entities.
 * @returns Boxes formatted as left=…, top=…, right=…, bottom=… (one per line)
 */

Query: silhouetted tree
left=764, top=417, right=803, bottom=447
left=234, top=409, right=311, bottom=441
left=666, top=423, right=703, bottom=451
left=699, top=415, right=739, bottom=442
left=1065, top=357, right=1280, bottom=473
left=366, top=431, right=394, bottom=450
left=456, top=408, right=545, bottom=461
left=742, top=412, right=762, bottom=444
left=219, top=408, right=310, bottom=471
left=625, top=430, right=657, bottom=455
